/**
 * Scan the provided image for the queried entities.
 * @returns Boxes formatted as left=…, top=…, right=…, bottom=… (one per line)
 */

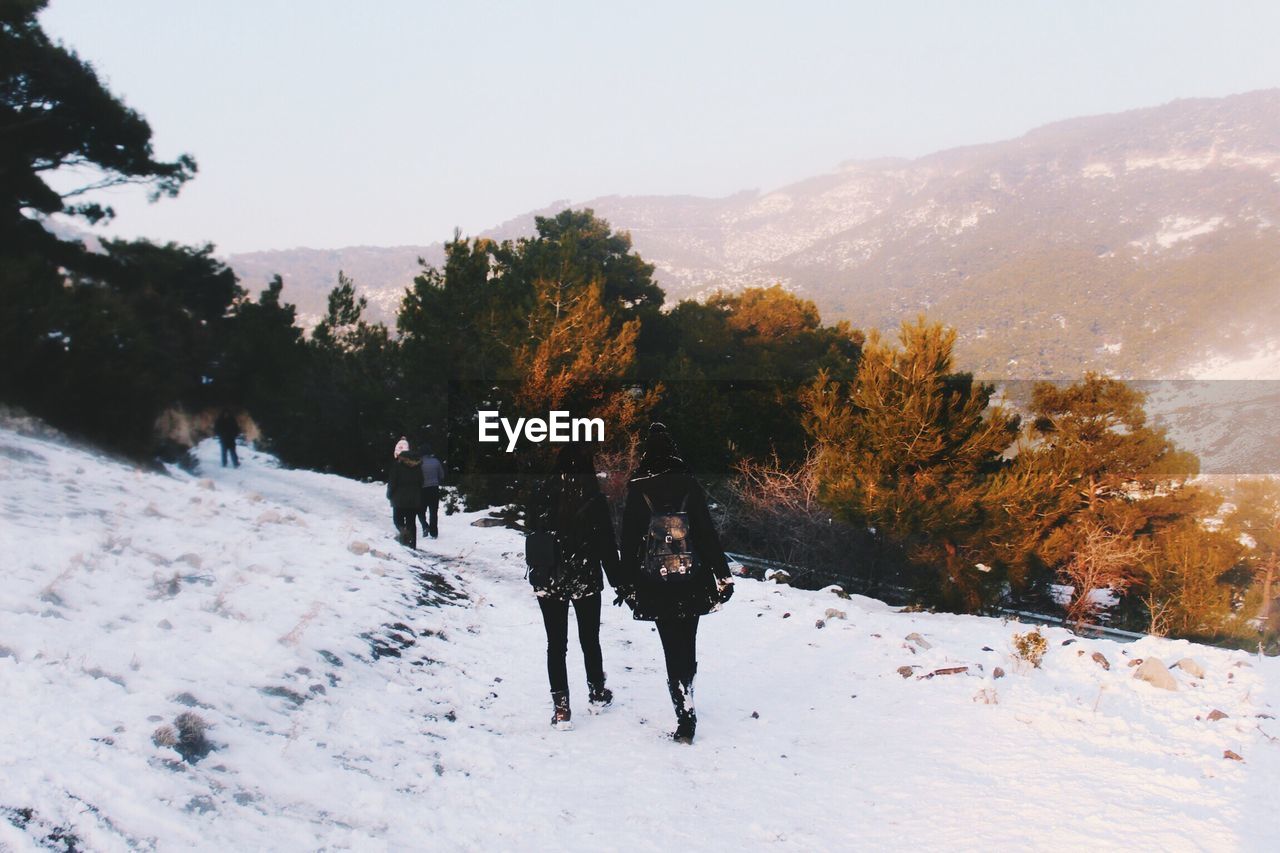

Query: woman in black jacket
left=617, top=423, right=734, bottom=744
left=386, top=448, right=424, bottom=548
left=530, top=444, right=622, bottom=729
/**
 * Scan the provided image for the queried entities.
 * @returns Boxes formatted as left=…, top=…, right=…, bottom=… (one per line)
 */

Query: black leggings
left=538, top=594, right=604, bottom=694
left=656, top=616, right=699, bottom=689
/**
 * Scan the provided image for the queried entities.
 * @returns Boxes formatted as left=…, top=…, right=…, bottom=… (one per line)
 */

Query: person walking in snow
left=386, top=445, right=424, bottom=548
left=417, top=443, right=446, bottom=540
left=214, top=408, right=241, bottom=468
left=616, top=423, right=734, bottom=744
left=528, top=444, right=623, bottom=729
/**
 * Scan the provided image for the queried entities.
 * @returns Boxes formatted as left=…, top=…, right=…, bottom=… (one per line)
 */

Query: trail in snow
left=2, top=428, right=1279, bottom=851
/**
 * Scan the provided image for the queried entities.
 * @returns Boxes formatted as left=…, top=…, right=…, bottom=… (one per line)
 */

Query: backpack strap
left=641, top=491, right=690, bottom=514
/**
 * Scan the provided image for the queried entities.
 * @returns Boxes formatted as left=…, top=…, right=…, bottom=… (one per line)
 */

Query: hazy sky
left=39, top=0, right=1280, bottom=255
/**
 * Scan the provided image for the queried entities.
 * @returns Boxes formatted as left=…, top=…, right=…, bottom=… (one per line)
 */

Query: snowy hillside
left=2, top=427, right=1279, bottom=851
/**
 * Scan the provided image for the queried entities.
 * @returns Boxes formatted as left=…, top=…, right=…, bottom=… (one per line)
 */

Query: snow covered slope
left=2, top=427, right=1279, bottom=851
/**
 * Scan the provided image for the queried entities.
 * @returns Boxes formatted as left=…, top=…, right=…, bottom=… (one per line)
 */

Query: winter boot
left=673, top=716, right=696, bottom=745
left=668, top=679, right=696, bottom=744
left=587, top=680, right=613, bottom=711
left=550, top=690, right=573, bottom=730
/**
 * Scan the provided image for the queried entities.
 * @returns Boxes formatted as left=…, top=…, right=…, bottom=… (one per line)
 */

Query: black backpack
left=525, top=494, right=596, bottom=589
left=642, top=493, right=699, bottom=582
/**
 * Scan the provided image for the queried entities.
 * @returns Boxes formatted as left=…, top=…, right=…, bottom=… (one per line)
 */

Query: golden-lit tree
left=515, top=279, right=658, bottom=464
left=803, top=318, right=1022, bottom=611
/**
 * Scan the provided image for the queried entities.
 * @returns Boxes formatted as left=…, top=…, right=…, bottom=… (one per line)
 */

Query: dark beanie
left=644, top=422, right=679, bottom=459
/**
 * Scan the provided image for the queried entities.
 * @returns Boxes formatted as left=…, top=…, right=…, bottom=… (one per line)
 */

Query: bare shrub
left=173, top=712, right=212, bottom=763
left=1011, top=628, right=1048, bottom=668
left=718, top=450, right=869, bottom=582
left=1058, top=519, right=1150, bottom=626
left=153, top=407, right=263, bottom=449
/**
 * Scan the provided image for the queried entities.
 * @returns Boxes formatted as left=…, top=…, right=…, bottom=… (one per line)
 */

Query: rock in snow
left=1175, top=657, right=1207, bottom=678
left=1133, top=657, right=1179, bottom=691
left=905, top=632, right=932, bottom=650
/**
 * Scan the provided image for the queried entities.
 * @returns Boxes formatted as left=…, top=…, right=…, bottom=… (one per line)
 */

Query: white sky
left=39, top=0, right=1280, bottom=254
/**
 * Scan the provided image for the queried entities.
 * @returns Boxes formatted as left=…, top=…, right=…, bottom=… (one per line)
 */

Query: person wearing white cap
left=387, top=440, right=424, bottom=548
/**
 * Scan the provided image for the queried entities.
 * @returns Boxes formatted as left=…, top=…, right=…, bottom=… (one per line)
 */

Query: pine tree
left=1029, top=374, right=1197, bottom=511
left=1, top=2, right=203, bottom=454
left=646, top=286, right=861, bottom=473
left=216, top=275, right=306, bottom=454
left=803, top=318, right=1020, bottom=611
left=0, top=0, right=195, bottom=248
left=1142, top=519, right=1244, bottom=640
left=1028, top=374, right=1202, bottom=625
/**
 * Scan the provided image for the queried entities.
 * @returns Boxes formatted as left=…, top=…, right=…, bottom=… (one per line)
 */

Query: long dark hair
left=552, top=444, right=600, bottom=532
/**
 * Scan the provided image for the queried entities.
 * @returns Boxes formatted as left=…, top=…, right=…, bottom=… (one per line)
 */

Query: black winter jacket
left=618, top=457, right=730, bottom=621
left=530, top=475, right=621, bottom=601
left=214, top=412, right=239, bottom=444
left=386, top=456, right=425, bottom=509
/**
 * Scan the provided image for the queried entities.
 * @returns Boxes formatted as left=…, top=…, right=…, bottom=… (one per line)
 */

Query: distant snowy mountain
left=228, top=89, right=1280, bottom=380
left=3, top=424, right=1279, bottom=849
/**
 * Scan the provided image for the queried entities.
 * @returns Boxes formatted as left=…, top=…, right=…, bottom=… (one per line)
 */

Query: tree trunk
left=1261, top=557, right=1278, bottom=635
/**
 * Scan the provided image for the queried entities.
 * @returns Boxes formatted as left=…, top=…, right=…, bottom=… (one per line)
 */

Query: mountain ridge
left=225, top=88, right=1280, bottom=379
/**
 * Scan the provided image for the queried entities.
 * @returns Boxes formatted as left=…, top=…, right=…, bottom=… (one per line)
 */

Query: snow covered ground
left=2, top=426, right=1279, bottom=851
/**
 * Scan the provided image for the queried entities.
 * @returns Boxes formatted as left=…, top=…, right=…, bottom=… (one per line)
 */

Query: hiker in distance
left=418, top=443, right=446, bottom=540
left=387, top=437, right=424, bottom=548
left=214, top=408, right=241, bottom=468
left=617, top=423, right=734, bottom=745
left=526, top=444, right=623, bottom=729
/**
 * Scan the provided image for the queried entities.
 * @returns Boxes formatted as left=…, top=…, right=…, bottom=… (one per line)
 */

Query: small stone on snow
left=1175, top=657, right=1206, bottom=678
left=1133, top=657, right=1178, bottom=691
left=905, top=632, right=931, bottom=650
